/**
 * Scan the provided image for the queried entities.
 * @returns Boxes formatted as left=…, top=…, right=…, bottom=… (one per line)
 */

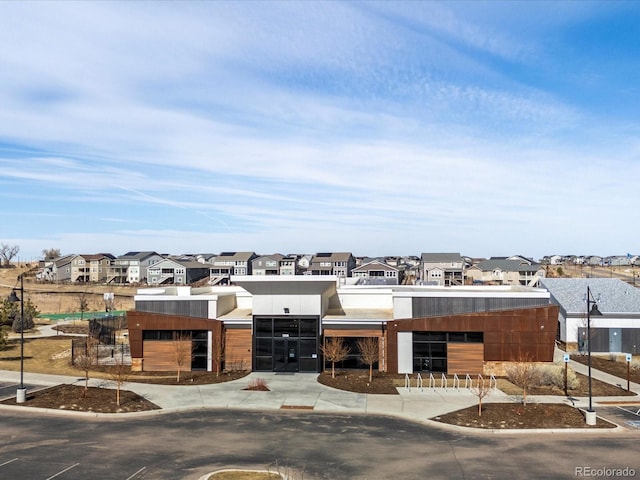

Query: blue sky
left=1, top=1, right=639, bottom=262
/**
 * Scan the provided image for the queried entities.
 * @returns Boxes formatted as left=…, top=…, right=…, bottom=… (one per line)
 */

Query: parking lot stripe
left=125, top=466, right=146, bottom=480
left=0, top=458, right=18, bottom=467
left=616, top=405, right=640, bottom=416
left=45, top=462, right=79, bottom=479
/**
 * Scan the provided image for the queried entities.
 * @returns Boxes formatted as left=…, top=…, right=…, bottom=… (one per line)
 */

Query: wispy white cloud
left=1, top=1, right=638, bottom=260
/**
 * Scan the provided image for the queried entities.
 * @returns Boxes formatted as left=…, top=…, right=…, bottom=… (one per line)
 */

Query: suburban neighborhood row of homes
left=37, top=251, right=623, bottom=288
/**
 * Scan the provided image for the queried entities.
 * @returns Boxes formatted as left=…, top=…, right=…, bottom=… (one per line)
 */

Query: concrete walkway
left=0, top=336, right=638, bottom=429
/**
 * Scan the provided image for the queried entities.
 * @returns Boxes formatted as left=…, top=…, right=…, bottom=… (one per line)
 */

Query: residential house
left=251, top=254, right=284, bottom=276
left=420, top=253, right=465, bottom=286
left=50, top=254, right=76, bottom=282
left=280, top=255, right=300, bottom=275
left=209, top=252, right=258, bottom=282
left=108, top=251, right=164, bottom=284
left=298, top=254, right=313, bottom=272
left=147, top=258, right=210, bottom=285
left=465, top=259, right=545, bottom=287
left=352, top=259, right=402, bottom=285
left=307, top=252, right=356, bottom=277
left=82, top=253, right=115, bottom=283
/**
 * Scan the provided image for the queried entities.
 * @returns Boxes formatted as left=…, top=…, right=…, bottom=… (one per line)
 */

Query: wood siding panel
left=144, top=340, right=191, bottom=372
left=447, top=343, right=484, bottom=375
left=226, top=329, right=252, bottom=371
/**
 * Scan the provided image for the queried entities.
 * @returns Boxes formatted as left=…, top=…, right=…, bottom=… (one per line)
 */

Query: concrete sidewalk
left=1, top=367, right=637, bottom=426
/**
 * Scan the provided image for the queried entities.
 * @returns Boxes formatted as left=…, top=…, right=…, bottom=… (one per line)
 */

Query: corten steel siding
left=128, top=311, right=222, bottom=360
left=135, top=300, right=209, bottom=318
left=412, top=297, right=548, bottom=317
left=386, top=305, right=558, bottom=374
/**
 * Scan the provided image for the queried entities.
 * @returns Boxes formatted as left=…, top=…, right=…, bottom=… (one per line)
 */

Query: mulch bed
left=93, top=369, right=250, bottom=385
left=434, top=403, right=616, bottom=429
left=0, top=384, right=161, bottom=413
left=318, top=371, right=402, bottom=394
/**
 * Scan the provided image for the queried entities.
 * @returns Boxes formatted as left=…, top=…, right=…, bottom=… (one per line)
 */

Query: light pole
left=8, top=274, right=26, bottom=403
left=585, top=285, right=602, bottom=424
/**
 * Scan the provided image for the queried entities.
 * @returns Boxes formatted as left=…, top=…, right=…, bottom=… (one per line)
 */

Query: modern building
left=540, top=277, right=640, bottom=354
left=129, top=277, right=556, bottom=376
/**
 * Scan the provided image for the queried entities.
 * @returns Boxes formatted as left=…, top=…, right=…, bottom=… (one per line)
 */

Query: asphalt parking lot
left=0, top=381, right=48, bottom=401
left=598, top=405, right=640, bottom=430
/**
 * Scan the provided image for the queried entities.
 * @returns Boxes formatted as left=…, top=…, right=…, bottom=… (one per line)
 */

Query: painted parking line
left=0, top=458, right=18, bottom=467
left=616, top=405, right=640, bottom=416
left=45, top=462, right=80, bottom=480
left=125, top=466, right=146, bottom=480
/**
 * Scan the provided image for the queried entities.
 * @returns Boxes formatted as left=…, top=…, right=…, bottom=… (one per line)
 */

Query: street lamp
left=7, top=274, right=26, bottom=403
left=585, top=285, right=602, bottom=424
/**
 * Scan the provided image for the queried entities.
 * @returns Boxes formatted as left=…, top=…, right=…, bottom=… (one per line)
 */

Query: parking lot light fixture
left=7, top=274, right=26, bottom=403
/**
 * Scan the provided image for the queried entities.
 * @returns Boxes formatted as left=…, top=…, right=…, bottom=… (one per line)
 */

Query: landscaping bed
left=571, top=354, right=640, bottom=385
left=318, top=370, right=403, bottom=394
left=434, top=403, right=615, bottom=429
left=0, top=384, right=160, bottom=413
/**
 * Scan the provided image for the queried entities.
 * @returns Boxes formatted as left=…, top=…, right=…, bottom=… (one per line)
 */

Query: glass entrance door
left=274, top=338, right=298, bottom=373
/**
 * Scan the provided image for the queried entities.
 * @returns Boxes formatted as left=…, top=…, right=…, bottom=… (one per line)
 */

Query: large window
left=412, top=332, right=483, bottom=373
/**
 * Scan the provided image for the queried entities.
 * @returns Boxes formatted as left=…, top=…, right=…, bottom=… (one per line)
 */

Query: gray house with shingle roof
left=466, top=259, right=545, bottom=287
left=420, top=252, right=464, bottom=286
left=540, top=278, right=640, bottom=353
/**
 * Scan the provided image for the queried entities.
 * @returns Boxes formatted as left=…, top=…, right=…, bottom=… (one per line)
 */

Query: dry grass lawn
left=0, top=265, right=135, bottom=315
left=0, top=336, right=102, bottom=378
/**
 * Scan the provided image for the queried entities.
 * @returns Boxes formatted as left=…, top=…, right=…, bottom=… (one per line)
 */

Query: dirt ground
left=318, top=370, right=403, bottom=394
left=571, top=354, right=640, bottom=385
left=1, top=384, right=160, bottom=413
left=434, top=403, right=615, bottom=429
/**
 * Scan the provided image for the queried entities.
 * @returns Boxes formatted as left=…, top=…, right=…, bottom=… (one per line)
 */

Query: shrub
left=540, top=363, right=579, bottom=390
left=630, top=359, right=640, bottom=371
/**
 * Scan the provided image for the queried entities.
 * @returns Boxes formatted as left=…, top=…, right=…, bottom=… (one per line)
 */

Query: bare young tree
left=0, top=243, right=20, bottom=267
left=211, top=331, right=225, bottom=377
left=74, top=335, right=99, bottom=398
left=471, top=377, right=492, bottom=416
left=172, top=332, right=192, bottom=383
left=78, top=292, right=89, bottom=323
left=505, top=354, right=542, bottom=406
left=357, top=337, right=379, bottom=382
left=108, top=358, right=131, bottom=407
left=321, top=337, right=350, bottom=378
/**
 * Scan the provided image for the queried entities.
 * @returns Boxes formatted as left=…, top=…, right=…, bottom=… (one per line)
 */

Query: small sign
left=563, top=354, right=570, bottom=363
left=311, top=354, right=317, bottom=359
left=627, top=353, right=633, bottom=362
left=282, top=333, right=289, bottom=338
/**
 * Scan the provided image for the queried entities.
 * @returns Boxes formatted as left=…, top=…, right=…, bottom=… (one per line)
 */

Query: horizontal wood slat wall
left=323, top=329, right=382, bottom=337
left=226, top=329, right=252, bottom=371
left=447, top=343, right=484, bottom=375
left=144, top=340, right=191, bottom=372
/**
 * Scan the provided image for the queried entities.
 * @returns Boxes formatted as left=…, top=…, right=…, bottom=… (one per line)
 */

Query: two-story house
left=351, top=259, right=402, bottom=284
left=466, top=258, right=545, bottom=287
left=307, top=252, right=355, bottom=277
left=108, top=251, right=164, bottom=284
left=420, top=252, right=465, bottom=286
left=209, top=252, right=258, bottom=282
left=81, top=253, right=115, bottom=283
left=147, top=258, right=210, bottom=285
left=251, top=254, right=284, bottom=275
